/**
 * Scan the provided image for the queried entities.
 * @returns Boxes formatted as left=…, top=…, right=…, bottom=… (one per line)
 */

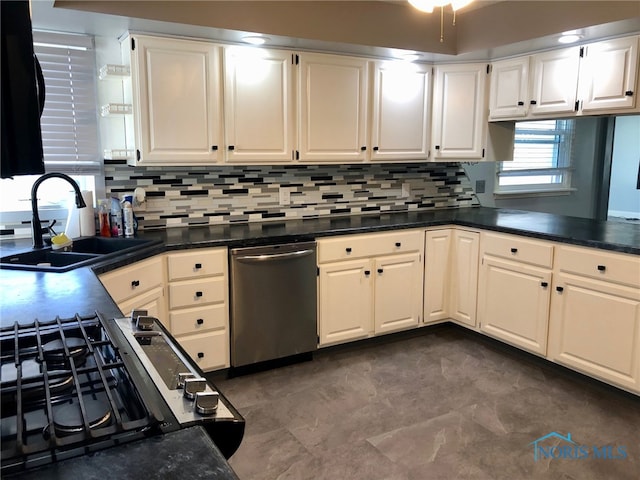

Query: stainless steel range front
left=0, top=311, right=244, bottom=476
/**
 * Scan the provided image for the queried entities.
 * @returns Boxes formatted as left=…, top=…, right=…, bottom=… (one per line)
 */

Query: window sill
left=493, top=188, right=576, bottom=199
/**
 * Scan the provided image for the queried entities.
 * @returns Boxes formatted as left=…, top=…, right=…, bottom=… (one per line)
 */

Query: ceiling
left=33, top=1, right=640, bottom=61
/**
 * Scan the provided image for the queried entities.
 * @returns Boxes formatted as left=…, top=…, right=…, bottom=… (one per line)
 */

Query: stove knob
left=130, top=309, right=148, bottom=323
left=183, top=377, right=207, bottom=400
left=195, top=391, right=219, bottom=415
left=177, top=372, right=196, bottom=388
left=136, top=315, right=156, bottom=331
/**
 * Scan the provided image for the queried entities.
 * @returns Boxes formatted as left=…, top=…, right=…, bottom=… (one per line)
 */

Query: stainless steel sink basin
left=0, top=237, right=161, bottom=272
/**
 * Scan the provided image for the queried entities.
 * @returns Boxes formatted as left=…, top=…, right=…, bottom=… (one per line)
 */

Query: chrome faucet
left=31, top=173, right=86, bottom=248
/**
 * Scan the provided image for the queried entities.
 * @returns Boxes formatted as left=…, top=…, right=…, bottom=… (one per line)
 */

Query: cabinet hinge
left=317, top=335, right=320, bottom=344
left=131, top=37, right=135, bottom=51
left=482, top=148, right=485, bottom=158
left=574, top=100, right=580, bottom=112
left=295, top=150, right=300, bottom=160
left=317, top=266, right=319, bottom=276
left=295, top=54, right=299, bottom=65
left=486, top=64, right=490, bottom=74
left=579, top=46, right=584, bottom=57
left=136, top=149, right=141, bottom=161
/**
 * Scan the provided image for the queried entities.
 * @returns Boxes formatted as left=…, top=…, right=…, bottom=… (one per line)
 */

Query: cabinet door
left=370, top=61, right=430, bottom=161
left=424, top=229, right=451, bottom=324
left=478, top=257, right=551, bottom=355
left=529, top=47, right=580, bottom=117
left=298, top=53, right=368, bottom=162
left=129, top=35, right=222, bottom=165
left=318, top=259, right=372, bottom=345
left=224, top=47, right=295, bottom=162
left=118, top=286, right=167, bottom=326
left=579, top=36, right=639, bottom=113
left=489, top=57, right=529, bottom=120
left=450, top=230, right=479, bottom=328
left=549, top=273, right=640, bottom=392
left=374, top=252, right=423, bottom=334
left=431, top=63, right=488, bottom=160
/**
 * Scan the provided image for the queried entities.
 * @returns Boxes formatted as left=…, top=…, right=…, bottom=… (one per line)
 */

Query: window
left=496, top=119, right=575, bottom=194
left=0, top=31, right=101, bottom=232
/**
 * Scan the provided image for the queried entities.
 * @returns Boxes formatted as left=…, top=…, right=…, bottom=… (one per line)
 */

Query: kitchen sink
left=0, top=237, right=161, bottom=273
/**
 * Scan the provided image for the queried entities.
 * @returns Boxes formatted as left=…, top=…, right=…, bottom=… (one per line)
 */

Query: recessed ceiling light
left=558, top=34, right=583, bottom=44
left=242, top=36, right=268, bottom=46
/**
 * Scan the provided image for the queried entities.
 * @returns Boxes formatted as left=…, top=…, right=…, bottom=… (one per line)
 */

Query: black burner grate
left=0, top=312, right=161, bottom=474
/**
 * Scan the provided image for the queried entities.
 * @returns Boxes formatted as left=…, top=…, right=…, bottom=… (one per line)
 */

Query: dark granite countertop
left=1, top=207, right=638, bottom=328
left=5, top=426, right=239, bottom=480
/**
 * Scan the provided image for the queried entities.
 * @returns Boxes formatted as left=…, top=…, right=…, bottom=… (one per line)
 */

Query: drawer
left=168, top=277, right=226, bottom=310
left=167, top=247, right=226, bottom=281
left=317, top=230, right=423, bottom=263
left=482, top=232, right=554, bottom=268
left=99, top=255, right=164, bottom=303
left=170, top=304, right=227, bottom=336
left=556, top=245, right=640, bottom=287
left=177, top=330, right=229, bottom=371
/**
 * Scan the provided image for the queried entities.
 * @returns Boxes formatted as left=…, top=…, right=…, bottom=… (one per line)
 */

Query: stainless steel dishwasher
left=229, top=241, right=317, bottom=367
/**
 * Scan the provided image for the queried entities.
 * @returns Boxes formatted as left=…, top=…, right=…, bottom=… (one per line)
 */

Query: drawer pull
left=540, top=281, right=548, bottom=288
left=196, top=318, right=204, bottom=325
left=395, top=242, right=401, bottom=247
left=197, top=352, right=204, bottom=359
left=194, top=263, right=202, bottom=269
left=377, top=268, right=384, bottom=274
left=364, top=270, right=371, bottom=276
left=556, top=286, right=564, bottom=293
left=597, top=265, right=606, bottom=272
left=131, top=280, right=140, bottom=288
left=195, top=291, right=203, bottom=298
left=517, top=101, right=525, bottom=106
left=346, top=247, right=352, bottom=253
left=510, top=248, right=518, bottom=253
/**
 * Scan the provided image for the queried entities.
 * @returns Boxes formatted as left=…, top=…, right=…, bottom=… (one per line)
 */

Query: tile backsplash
left=105, top=161, right=479, bottom=230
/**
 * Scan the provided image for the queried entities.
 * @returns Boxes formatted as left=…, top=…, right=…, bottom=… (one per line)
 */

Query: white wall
left=608, top=115, right=640, bottom=219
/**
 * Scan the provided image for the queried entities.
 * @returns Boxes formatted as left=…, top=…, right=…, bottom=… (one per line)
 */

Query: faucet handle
left=46, top=219, right=58, bottom=236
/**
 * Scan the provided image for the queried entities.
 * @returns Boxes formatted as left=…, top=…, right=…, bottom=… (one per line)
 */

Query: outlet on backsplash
left=279, top=187, right=291, bottom=206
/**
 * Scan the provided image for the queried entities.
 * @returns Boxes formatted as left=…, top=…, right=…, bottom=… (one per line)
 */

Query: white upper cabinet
left=488, top=57, right=530, bottom=120
left=579, top=35, right=639, bottom=114
left=125, top=35, right=223, bottom=166
left=529, top=46, right=581, bottom=117
left=370, top=61, right=431, bottom=161
left=431, top=63, right=488, bottom=161
left=297, top=52, right=369, bottom=162
left=223, top=47, right=296, bottom=163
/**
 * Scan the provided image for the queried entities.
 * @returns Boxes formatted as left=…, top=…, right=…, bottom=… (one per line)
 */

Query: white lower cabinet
left=548, top=246, right=640, bottom=393
left=317, top=230, right=424, bottom=346
left=424, top=229, right=452, bottom=323
left=166, top=247, right=230, bottom=371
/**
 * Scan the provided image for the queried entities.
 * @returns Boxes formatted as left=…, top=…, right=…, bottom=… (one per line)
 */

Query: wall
left=463, top=117, right=604, bottom=219
left=104, top=162, right=479, bottom=230
left=608, top=115, right=640, bottom=219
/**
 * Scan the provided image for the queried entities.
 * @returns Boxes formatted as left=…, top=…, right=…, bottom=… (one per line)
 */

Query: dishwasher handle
left=234, top=249, right=315, bottom=263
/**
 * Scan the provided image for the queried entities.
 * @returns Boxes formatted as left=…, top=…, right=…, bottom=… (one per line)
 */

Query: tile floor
left=213, top=325, right=640, bottom=480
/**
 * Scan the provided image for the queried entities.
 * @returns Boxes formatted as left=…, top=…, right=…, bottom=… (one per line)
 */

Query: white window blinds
left=33, top=31, right=101, bottom=174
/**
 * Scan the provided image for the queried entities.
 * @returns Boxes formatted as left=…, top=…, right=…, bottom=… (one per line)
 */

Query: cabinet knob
left=517, top=101, right=525, bottom=106
left=131, top=280, right=140, bottom=288
left=395, top=242, right=401, bottom=247
left=196, top=318, right=204, bottom=325
left=228, top=145, right=235, bottom=151
left=197, top=352, right=205, bottom=359
left=211, top=145, right=218, bottom=151
left=556, top=286, right=564, bottom=293
left=377, top=268, right=383, bottom=274
left=373, top=146, right=379, bottom=151
left=361, top=146, right=367, bottom=151
left=510, top=247, right=518, bottom=253
left=530, top=100, right=537, bottom=105
left=346, top=247, right=352, bottom=253
left=364, top=270, right=371, bottom=276
left=597, top=265, right=606, bottom=272
left=195, top=291, right=203, bottom=298
left=435, top=145, right=440, bottom=150
left=625, top=90, right=634, bottom=96
left=194, top=263, right=202, bottom=269
left=540, top=281, right=548, bottom=288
